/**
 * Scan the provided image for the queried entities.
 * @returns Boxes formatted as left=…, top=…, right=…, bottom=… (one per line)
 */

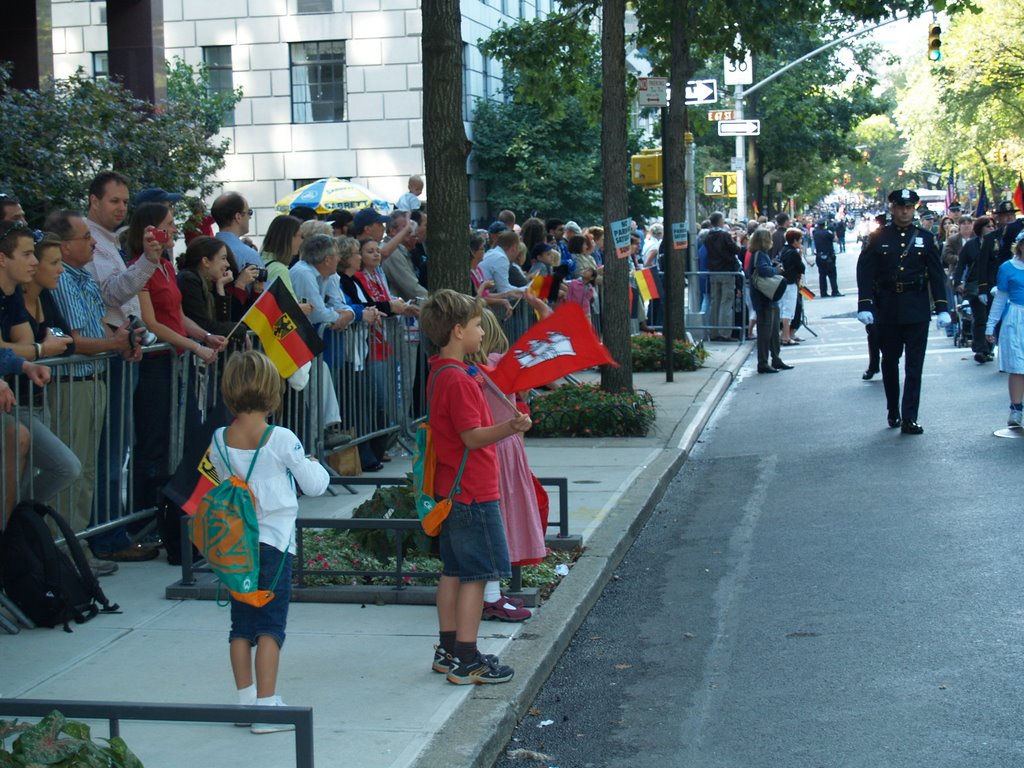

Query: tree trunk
left=664, top=1, right=691, bottom=341
left=599, top=0, right=633, bottom=394
left=422, top=0, right=471, bottom=294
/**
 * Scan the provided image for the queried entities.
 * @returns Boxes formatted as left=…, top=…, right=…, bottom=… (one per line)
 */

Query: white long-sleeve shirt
left=209, top=426, right=330, bottom=555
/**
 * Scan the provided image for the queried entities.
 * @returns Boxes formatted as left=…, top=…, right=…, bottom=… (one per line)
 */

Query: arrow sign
left=718, top=119, right=761, bottom=136
left=684, top=79, right=718, bottom=105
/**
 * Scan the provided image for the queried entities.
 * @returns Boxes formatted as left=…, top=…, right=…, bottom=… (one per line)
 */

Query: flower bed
left=631, top=332, right=708, bottom=372
left=528, top=383, right=655, bottom=437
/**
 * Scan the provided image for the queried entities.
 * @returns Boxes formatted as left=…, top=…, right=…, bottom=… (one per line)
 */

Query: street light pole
left=730, top=13, right=907, bottom=221
left=734, top=85, right=747, bottom=220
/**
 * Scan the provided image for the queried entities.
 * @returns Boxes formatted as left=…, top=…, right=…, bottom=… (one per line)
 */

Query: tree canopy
left=0, top=57, right=241, bottom=225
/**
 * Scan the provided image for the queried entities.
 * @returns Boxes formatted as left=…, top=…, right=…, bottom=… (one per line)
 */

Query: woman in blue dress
left=985, top=230, right=1024, bottom=427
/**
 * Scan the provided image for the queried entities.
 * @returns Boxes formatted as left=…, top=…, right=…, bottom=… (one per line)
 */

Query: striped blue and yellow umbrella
left=274, top=178, right=392, bottom=215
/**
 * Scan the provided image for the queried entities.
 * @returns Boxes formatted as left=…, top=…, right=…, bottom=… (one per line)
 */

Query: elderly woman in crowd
left=289, top=233, right=355, bottom=450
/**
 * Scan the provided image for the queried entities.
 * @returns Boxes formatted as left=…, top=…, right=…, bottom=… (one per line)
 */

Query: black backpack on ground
left=0, top=501, right=120, bottom=632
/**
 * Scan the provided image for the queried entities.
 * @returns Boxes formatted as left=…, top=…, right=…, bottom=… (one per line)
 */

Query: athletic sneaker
left=1008, top=408, right=1023, bottom=428
left=482, top=599, right=532, bottom=622
left=250, top=696, right=296, bottom=735
left=446, top=653, right=514, bottom=685
left=432, top=645, right=499, bottom=674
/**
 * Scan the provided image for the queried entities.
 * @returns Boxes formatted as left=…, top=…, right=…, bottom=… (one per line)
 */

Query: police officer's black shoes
left=771, top=359, right=794, bottom=370
left=887, top=411, right=901, bottom=428
left=757, top=365, right=778, bottom=373
left=863, top=368, right=878, bottom=380
left=974, top=352, right=988, bottom=364
left=900, top=420, right=924, bottom=435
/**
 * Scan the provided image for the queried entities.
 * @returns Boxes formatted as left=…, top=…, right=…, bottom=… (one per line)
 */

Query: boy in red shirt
left=419, top=290, right=532, bottom=684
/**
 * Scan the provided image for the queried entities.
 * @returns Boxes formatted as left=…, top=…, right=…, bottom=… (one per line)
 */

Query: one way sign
left=684, top=79, right=718, bottom=105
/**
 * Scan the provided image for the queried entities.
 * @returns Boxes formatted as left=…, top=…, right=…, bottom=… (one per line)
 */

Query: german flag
left=182, top=448, right=219, bottom=516
left=799, top=285, right=815, bottom=301
left=241, top=278, right=324, bottom=378
left=634, top=267, right=661, bottom=302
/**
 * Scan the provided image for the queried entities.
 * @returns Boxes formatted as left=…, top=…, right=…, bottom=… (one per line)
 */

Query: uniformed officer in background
left=856, top=188, right=950, bottom=434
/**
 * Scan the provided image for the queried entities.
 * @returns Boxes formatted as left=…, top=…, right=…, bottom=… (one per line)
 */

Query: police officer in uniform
left=856, top=189, right=950, bottom=434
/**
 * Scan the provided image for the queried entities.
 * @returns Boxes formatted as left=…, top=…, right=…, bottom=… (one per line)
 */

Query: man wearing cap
left=998, top=202, right=1023, bottom=265
left=486, top=220, right=507, bottom=250
left=134, top=187, right=182, bottom=210
left=917, top=206, right=938, bottom=235
left=947, top=202, right=962, bottom=223
left=350, top=207, right=389, bottom=242
left=857, top=188, right=950, bottom=434
left=812, top=219, right=842, bottom=297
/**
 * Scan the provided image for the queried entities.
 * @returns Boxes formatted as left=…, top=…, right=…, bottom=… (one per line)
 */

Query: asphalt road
left=493, top=271, right=1024, bottom=767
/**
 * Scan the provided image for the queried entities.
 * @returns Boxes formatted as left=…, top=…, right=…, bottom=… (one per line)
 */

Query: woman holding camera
left=127, top=203, right=226, bottom=514
left=177, top=236, right=250, bottom=344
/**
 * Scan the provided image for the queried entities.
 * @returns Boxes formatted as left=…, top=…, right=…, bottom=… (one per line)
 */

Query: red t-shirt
left=131, top=256, right=188, bottom=343
left=428, top=357, right=499, bottom=504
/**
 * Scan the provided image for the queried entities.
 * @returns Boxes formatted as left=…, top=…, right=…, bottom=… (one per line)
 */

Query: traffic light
left=928, top=24, right=942, bottom=61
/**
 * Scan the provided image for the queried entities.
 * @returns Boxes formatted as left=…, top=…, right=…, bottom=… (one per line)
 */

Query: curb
left=411, top=342, right=751, bottom=768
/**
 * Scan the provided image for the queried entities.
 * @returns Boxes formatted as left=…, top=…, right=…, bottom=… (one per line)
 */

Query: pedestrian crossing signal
left=928, top=24, right=942, bottom=61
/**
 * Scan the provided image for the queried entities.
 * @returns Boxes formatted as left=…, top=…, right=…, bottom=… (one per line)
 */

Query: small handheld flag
left=489, top=303, right=617, bottom=394
left=633, top=268, right=661, bottom=302
left=239, top=279, right=324, bottom=378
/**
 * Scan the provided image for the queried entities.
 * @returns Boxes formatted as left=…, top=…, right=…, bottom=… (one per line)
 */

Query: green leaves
left=0, top=59, right=240, bottom=226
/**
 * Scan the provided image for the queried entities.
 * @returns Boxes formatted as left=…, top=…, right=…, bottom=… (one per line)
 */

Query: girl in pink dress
left=466, top=308, right=548, bottom=621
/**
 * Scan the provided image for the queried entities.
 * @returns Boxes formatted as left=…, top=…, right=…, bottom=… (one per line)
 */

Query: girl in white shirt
left=210, top=351, right=329, bottom=734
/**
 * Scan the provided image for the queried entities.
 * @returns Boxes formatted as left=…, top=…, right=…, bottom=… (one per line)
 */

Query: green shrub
left=528, top=383, right=655, bottom=437
left=631, top=333, right=708, bottom=372
left=0, top=710, right=143, bottom=767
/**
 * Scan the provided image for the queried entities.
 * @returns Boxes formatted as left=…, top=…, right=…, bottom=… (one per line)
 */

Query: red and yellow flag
left=241, top=279, right=324, bottom=378
left=633, top=268, right=660, bottom=302
left=799, top=285, right=815, bottom=301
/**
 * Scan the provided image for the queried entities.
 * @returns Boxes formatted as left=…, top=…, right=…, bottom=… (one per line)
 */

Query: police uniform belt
left=881, top=276, right=927, bottom=293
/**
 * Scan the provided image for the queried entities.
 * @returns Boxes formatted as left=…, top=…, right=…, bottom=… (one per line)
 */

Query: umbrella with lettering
left=274, top=177, right=392, bottom=215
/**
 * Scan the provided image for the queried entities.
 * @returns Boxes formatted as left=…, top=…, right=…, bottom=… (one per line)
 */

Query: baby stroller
left=954, top=299, right=973, bottom=348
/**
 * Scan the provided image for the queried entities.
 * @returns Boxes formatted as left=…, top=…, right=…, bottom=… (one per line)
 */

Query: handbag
left=750, top=271, right=786, bottom=302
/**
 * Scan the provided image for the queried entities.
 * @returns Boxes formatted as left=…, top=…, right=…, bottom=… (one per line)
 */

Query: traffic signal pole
left=732, top=13, right=907, bottom=219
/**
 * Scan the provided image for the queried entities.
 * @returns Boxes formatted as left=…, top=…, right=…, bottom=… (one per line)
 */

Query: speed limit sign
left=723, top=51, right=753, bottom=85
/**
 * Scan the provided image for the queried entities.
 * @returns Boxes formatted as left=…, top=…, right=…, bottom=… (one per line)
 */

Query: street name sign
left=718, top=119, right=761, bottom=136
left=708, top=109, right=735, bottom=121
left=684, top=79, right=718, bottom=105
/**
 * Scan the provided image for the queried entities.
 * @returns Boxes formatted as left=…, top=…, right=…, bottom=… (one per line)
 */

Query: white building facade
left=49, top=0, right=553, bottom=235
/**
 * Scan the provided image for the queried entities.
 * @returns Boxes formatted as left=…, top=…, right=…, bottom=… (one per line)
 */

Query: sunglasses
left=0, top=220, right=43, bottom=244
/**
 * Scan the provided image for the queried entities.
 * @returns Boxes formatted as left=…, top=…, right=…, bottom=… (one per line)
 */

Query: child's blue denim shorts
left=438, top=500, right=511, bottom=583
left=229, top=544, right=292, bottom=649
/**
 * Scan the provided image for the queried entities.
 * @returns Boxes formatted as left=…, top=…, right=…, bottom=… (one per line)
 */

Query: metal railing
left=0, top=698, right=314, bottom=768
left=683, top=270, right=750, bottom=341
left=176, top=475, right=573, bottom=595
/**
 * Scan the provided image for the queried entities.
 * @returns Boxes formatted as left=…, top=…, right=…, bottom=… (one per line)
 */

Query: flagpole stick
left=476, top=368, right=520, bottom=415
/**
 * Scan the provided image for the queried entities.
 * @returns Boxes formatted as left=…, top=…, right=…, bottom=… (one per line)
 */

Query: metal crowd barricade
left=683, top=269, right=749, bottom=341
left=0, top=698, right=314, bottom=768
left=0, top=344, right=182, bottom=544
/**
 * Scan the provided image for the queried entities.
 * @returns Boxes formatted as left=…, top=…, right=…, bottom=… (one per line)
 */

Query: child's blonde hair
left=221, top=350, right=284, bottom=415
left=420, top=289, right=484, bottom=348
left=466, top=308, right=509, bottom=365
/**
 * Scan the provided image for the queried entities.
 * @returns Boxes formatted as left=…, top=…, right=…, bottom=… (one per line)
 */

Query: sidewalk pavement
left=0, top=340, right=752, bottom=768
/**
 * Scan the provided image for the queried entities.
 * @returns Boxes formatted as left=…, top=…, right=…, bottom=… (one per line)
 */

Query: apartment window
left=484, top=57, right=503, bottom=102
left=290, top=41, right=346, bottom=124
left=203, top=46, right=235, bottom=127
left=297, top=0, right=332, bottom=12
left=92, top=52, right=108, bottom=82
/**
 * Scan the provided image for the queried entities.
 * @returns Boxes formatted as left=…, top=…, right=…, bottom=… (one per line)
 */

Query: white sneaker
left=250, top=696, right=296, bottom=735
left=1008, top=409, right=1022, bottom=428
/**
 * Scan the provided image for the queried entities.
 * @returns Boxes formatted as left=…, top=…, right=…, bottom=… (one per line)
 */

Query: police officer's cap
left=947, top=203, right=962, bottom=212
left=916, top=205, right=936, bottom=220
left=888, top=188, right=920, bottom=205
left=994, top=200, right=1019, bottom=215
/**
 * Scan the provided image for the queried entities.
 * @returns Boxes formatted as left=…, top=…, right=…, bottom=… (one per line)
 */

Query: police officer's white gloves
left=936, top=312, right=952, bottom=328
left=979, top=294, right=989, bottom=306
left=857, top=311, right=874, bottom=326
